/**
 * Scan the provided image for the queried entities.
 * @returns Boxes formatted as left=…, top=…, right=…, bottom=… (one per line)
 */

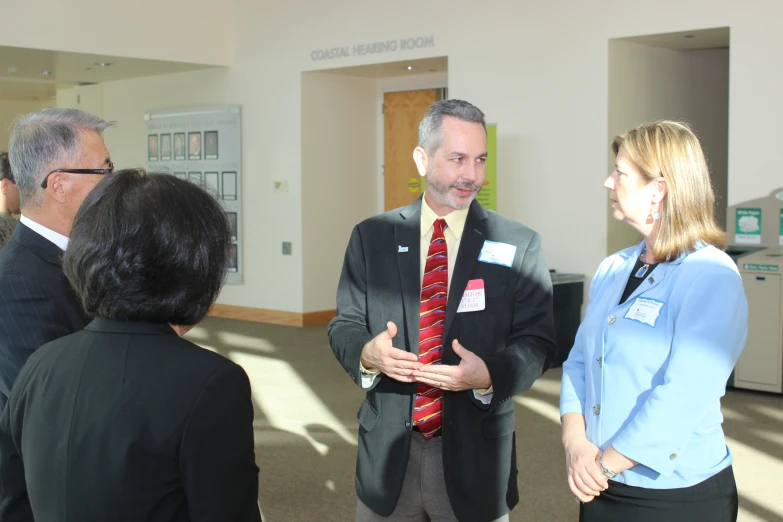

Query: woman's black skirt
left=579, top=465, right=738, bottom=522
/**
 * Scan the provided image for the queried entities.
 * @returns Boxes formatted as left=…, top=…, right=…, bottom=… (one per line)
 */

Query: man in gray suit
left=328, top=99, right=557, bottom=522
left=0, top=108, right=113, bottom=412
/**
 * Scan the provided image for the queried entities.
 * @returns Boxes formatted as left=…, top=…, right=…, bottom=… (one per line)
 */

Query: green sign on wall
left=475, top=123, right=497, bottom=211
left=735, top=208, right=762, bottom=245
left=779, top=209, right=783, bottom=246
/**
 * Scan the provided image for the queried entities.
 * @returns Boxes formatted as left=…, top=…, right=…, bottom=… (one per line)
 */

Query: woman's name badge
left=624, top=297, right=664, bottom=327
left=457, top=279, right=485, bottom=313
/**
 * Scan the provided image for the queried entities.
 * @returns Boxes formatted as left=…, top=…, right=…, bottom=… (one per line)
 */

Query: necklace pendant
left=634, top=264, right=649, bottom=279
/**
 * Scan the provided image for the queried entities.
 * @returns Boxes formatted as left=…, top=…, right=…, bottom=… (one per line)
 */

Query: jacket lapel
left=444, top=201, right=488, bottom=341
left=395, top=198, right=423, bottom=355
left=12, top=223, right=63, bottom=266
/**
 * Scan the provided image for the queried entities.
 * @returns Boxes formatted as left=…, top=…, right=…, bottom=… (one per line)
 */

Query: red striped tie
left=414, top=218, right=448, bottom=439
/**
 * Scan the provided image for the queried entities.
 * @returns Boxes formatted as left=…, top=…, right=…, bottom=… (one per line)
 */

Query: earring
left=651, top=204, right=660, bottom=221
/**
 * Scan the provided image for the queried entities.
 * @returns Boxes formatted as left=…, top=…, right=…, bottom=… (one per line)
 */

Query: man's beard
left=425, top=168, right=481, bottom=210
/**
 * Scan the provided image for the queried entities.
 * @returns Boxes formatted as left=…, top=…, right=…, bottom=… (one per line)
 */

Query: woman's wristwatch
left=599, top=456, right=618, bottom=479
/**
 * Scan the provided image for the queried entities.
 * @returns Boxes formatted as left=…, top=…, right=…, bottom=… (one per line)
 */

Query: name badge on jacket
left=624, top=297, right=664, bottom=327
left=478, top=240, right=516, bottom=267
left=457, top=279, right=485, bottom=313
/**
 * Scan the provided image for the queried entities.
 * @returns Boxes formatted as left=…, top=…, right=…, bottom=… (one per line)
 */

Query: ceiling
left=0, top=45, right=216, bottom=102
left=317, top=56, right=448, bottom=79
left=619, top=27, right=729, bottom=51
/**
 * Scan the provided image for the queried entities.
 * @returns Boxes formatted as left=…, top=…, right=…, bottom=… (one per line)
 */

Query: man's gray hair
left=8, top=108, right=112, bottom=209
left=418, top=99, right=486, bottom=154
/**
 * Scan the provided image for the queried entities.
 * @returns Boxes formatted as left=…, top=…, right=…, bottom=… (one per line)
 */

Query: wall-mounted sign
left=735, top=208, right=762, bottom=245
left=780, top=209, right=783, bottom=246
left=310, top=35, right=435, bottom=61
left=475, top=124, right=497, bottom=212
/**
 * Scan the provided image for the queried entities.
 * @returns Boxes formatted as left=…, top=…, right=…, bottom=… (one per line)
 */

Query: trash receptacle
left=550, top=272, right=585, bottom=368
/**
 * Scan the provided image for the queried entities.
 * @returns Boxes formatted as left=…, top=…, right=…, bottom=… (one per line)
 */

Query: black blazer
left=328, top=198, right=557, bottom=522
left=0, top=223, right=90, bottom=412
left=0, top=318, right=261, bottom=522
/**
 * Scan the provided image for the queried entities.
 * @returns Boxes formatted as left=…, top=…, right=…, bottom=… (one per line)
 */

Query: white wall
left=57, top=84, right=105, bottom=119
left=0, top=100, right=56, bottom=150
left=607, top=41, right=730, bottom=254
left=301, top=72, right=377, bottom=312
left=12, top=0, right=782, bottom=313
left=0, top=0, right=233, bottom=66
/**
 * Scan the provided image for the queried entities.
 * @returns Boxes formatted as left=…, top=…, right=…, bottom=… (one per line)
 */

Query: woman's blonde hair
left=612, top=120, right=726, bottom=261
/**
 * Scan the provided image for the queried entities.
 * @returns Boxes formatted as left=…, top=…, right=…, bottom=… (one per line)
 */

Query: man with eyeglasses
left=0, top=108, right=113, bottom=418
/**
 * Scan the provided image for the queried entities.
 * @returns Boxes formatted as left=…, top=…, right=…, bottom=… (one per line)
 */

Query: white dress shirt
left=20, top=215, right=69, bottom=250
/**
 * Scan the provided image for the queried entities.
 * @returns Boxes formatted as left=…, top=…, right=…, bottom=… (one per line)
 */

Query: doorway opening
left=607, top=27, right=729, bottom=255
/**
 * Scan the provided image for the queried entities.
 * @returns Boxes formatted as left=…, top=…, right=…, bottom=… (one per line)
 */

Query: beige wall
left=0, top=0, right=233, bottom=66
left=5, top=0, right=782, bottom=312
left=0, top=99, right=56, bottom=151
left=301, top=70, right=449, bottom=312
left=301, top=73, right=377, bottom=312
left=607, top=41, right=730, bottom=255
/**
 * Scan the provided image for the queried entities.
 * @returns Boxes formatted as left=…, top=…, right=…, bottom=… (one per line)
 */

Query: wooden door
left=383, top=89, right=438, bottom=211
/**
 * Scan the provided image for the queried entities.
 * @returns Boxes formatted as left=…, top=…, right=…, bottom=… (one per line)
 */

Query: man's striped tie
left=413, top=218, right=448, bottom=439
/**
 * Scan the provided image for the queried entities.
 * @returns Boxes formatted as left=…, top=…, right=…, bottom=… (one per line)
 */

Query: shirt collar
left=19, top=215, right=69, bottom=251
left=420, top=196, right=469, bottom=239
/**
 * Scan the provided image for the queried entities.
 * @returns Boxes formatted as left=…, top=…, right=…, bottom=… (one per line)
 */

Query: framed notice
left=173, top=133, right=186, bottom=161
left=227, top=244, right=238, bottom=272
left=145, top=105, right=243, bottom=284
left=222, top=172, right=237, bottom=201
left=148, top=135, right=159, bottom=162
left=205, top=130, right=218, bottom=160
left=227, top=212, right=238, bottom=241
left=204, top=172, right=220, bottom=197
left=188, top=132, right=201, bottom=160
left=160, top=134, right=172, bottom=161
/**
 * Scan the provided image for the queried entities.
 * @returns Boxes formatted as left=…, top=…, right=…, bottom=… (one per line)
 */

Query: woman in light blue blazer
left=560, top=121, right=747, bottom=522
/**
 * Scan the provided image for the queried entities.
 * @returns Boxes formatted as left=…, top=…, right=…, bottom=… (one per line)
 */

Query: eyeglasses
left=41, top=160, right=114, bottom=189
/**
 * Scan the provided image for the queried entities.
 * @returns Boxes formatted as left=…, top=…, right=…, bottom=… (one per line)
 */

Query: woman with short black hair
left=0, top=169, right=261, bottom=522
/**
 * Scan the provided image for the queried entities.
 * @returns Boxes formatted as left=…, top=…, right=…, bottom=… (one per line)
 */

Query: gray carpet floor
left=186, top=317, right=783, bottom=522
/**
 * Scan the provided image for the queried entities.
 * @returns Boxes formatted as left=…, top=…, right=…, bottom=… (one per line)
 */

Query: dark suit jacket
left=0, top=223, right=90, bottom=412
left=328, top=198, right=557, bottom=522
left=0, top=318, right=261, bottom=522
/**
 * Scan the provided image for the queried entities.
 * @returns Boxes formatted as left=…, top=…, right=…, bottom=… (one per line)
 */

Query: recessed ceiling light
left=40, top=70, right=52, bottom=76
left=684, top=34, right=695, bottom=39
left=95, top=62, right=113, bottom=67
left=407, top=66, right=414, bottom=71
left=7, top=66, right=17, bottom=73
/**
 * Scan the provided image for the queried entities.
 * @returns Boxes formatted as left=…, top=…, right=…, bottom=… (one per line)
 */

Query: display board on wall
left=475, top=123, right=496, bottom=211
left=145, top=105, right=243, bottom=284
